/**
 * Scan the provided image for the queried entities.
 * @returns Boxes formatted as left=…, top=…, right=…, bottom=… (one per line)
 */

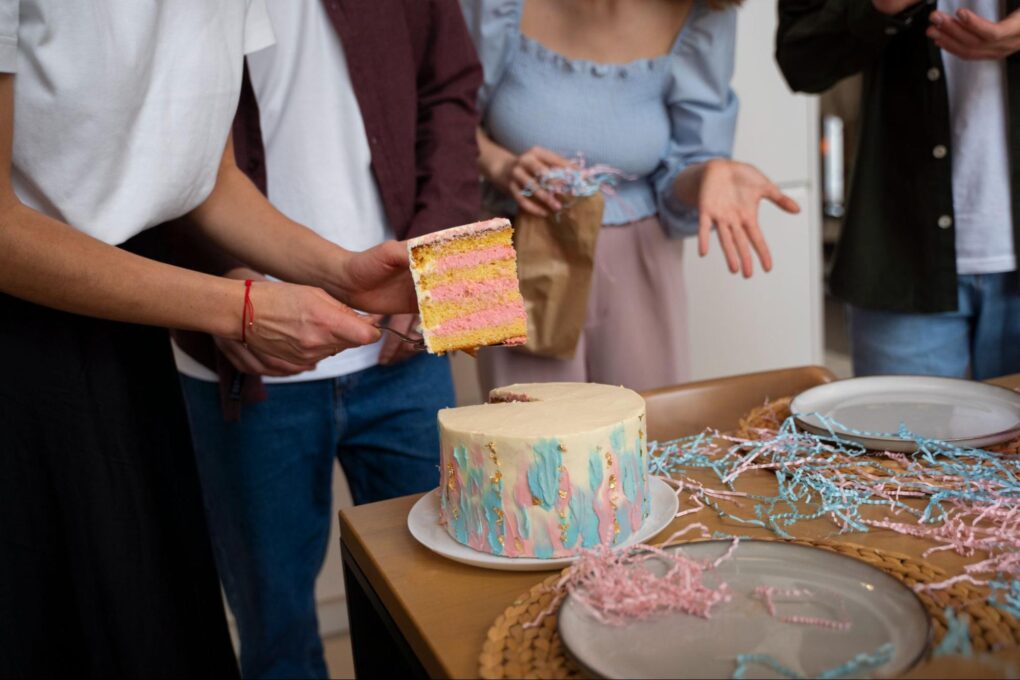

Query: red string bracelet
left=241, top=279, right=255, bottom=345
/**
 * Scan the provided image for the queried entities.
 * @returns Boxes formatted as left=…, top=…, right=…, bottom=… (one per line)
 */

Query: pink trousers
left=477, top=215, right=689, bottom=394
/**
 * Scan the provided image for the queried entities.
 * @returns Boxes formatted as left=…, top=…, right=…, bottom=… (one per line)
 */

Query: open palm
left=697, top=160, right=800, bottom=278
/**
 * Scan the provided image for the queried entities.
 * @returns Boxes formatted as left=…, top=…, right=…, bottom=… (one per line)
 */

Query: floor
left=324, top=634, right=355, bottom=679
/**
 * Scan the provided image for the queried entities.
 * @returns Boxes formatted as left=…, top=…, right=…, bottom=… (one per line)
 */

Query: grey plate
left=557, top=540, right=930, bottom=679
left=791, top=376, right=1020, bottom=452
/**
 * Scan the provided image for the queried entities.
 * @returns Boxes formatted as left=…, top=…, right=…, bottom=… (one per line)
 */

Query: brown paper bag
left=513, top=192, right=605, bottom=359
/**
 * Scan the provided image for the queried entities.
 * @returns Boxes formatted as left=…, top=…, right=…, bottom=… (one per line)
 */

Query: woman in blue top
left=463, top=0, right=800, bottom=391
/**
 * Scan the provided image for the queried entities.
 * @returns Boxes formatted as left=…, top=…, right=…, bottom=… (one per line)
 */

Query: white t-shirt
left=174, top=0, right=393, bottom=384
left=0, top=0, right=274, bottom=244
left=939, top=0, right=1016, bottom=275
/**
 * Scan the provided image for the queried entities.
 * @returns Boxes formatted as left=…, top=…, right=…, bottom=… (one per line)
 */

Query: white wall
left=682, top=0, right=823, bottom=380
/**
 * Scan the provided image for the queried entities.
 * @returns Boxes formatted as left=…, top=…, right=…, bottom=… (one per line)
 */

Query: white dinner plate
left=406, top=476, right=679, bottom=572
left=790, top=375, right=1020, bottom=452
left=558, top=540, right=930, bottom=679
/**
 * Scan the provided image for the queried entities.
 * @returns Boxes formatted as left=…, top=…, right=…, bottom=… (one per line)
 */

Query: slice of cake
left=438, top=382, right=650, bottom=559
left=407, top=218, right=528, bottom=354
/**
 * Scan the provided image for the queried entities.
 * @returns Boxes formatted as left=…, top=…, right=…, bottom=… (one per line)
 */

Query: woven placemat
left=478, top=538, right=1020, bottom=679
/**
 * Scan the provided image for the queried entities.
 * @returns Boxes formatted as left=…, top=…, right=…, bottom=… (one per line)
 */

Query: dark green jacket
left=776, top=0, right=1020, bottom=313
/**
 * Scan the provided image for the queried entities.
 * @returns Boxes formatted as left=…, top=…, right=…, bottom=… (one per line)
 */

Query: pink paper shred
left=753, top=586, right=852, bottom=632
left=525, top=527, right=735, bottom=628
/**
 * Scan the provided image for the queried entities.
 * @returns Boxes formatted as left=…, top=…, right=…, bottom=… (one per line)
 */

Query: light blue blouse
left=461, top=0, right=738, bottom=237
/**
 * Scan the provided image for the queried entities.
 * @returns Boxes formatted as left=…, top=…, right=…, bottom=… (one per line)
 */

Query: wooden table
left=339, top=371, right=1020, bottom=679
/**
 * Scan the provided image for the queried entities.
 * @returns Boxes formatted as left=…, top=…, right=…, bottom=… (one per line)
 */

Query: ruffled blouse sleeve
left=653, top=3, right=739, bottom=238
left=459, top=0, right=521, bottom=115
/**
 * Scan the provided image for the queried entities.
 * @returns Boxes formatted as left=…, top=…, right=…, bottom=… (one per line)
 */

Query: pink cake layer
left=426, top=276, right=519, bottom=302
left=407, top=217, right=511, bottom=248
left=429, top=245, right=516, bottom=275
left=432, top=301, right=526, bottom=337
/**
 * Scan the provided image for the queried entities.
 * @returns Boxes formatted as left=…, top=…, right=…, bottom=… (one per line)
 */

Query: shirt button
left=927, top=67, right=941, bottom=81
left=933, top=144, right=948, bottom=159
left=938, top=215, right=953, bottom=229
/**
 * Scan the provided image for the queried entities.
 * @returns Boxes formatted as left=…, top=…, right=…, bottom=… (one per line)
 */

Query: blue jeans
left=849, top=273, right=1020, bottom=379
left=179, top=353, right=454, bottom=679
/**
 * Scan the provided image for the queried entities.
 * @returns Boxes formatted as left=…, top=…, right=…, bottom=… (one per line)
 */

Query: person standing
left=777, top=0, right=1020, bottom=378
left=464, top=0, right=800, bottom=393
left=172, top=1, right=482, bottom=677
left=0, top=1, right=417, bottom=676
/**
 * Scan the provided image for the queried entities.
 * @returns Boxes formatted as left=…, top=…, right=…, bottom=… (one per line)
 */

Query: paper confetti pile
left=649, top=412, right=1020, bottom=617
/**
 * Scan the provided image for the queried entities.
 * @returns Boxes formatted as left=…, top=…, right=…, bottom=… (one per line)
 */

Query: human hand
left=494, top=146, right=572, bottom=218
left=213, top=333, right=314, bottom=377
left=872, top=0, right=921, bottom=16
left=210, top=269, right=312, bottom=376
left=928, top=8, right=1020, bottom=60
left=696, top=159, right=800, bottom=278
left=377, top=313, right=423, bottom=365
left=239, top=279, right=382, bottom=367
left=331, top=240, right=417, bottom=315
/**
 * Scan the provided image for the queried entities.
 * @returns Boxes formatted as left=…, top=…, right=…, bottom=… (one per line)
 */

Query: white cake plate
left=407, top=476, right=679, bottom=572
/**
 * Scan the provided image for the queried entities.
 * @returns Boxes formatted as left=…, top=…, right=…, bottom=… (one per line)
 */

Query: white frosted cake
left=438, top=382, right=650, bottom=558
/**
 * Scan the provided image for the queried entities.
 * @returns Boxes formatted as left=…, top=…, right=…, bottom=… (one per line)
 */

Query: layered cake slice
left=408, top=218, right=528, bottom=354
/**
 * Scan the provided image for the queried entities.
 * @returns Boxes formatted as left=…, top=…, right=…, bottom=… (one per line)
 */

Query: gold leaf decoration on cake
left=557, top=443, right=566, bottom=453
left=608, top=474, right=617, bottom=490
left=558, top=489, right=568, bottom=500
left=490, top=470, right=503, bottom=486
left=605, top=452, right=613, bottom=467
left=532, top=496, right=542, bottom=506
left=514, top=538, right=524, bottom=553
left=487, top=442, right=499, bottom=466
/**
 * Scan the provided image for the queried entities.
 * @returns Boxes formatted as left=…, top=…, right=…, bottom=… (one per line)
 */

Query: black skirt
left=0, top=232, right=238, bottom=677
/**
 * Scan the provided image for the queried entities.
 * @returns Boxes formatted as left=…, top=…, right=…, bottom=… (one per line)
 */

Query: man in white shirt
left=173, top=1, right=483, bottom=676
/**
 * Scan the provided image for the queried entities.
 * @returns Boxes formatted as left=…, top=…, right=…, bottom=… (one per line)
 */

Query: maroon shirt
left=171, top=0, right=483, bottom=418
left=233, top=0, right=483, bottom=239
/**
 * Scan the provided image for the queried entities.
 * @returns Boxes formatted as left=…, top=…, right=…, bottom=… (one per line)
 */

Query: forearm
left=187, top=161, right=351, bottom=296
left=776, top=0, right=925, bottom=93
left=0, top=199, right=242, bottom=338
left=476, top=127, right=515, bottom=189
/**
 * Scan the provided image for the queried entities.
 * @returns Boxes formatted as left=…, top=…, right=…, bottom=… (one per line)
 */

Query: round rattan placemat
left=478, top=538, right=1020, bottom=679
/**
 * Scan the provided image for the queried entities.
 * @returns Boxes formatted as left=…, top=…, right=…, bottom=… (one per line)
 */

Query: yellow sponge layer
left=427, top=321, right=528, bottom=354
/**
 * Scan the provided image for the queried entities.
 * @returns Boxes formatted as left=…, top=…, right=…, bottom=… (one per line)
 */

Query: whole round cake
left=438, top=382, right=650, bottom=558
